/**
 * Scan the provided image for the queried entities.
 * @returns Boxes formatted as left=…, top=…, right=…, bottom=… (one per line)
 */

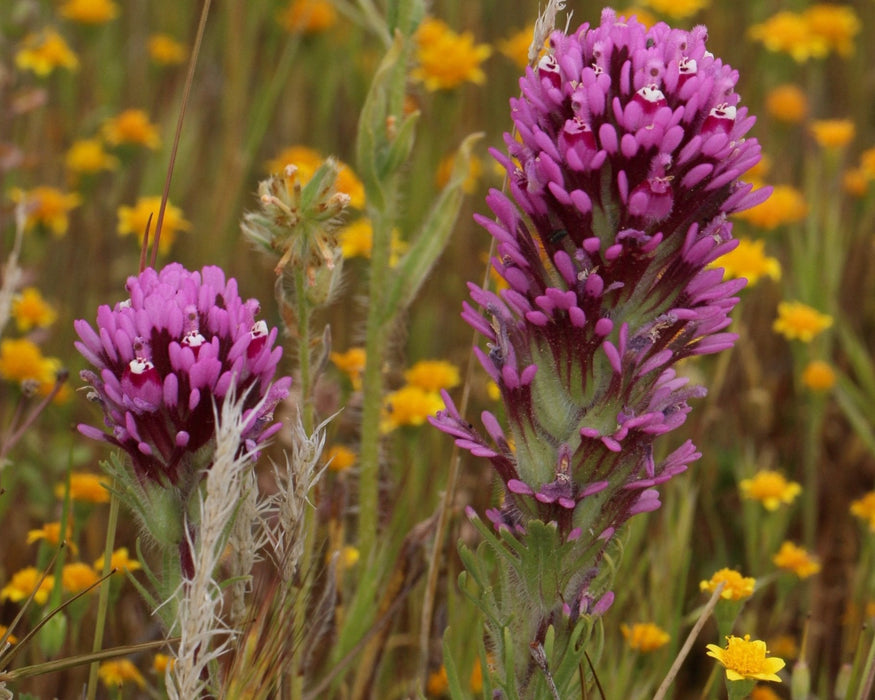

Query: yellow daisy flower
left=809, top=119, right=855, bottom=149
left=57, top=472, right=110, bottom=504
left=620, top=622, right=670, bottom=652
left=277, top=0, right=338, bottom=34
left=98, top=659, right=146, bottom=689
left=641, top=0, right=709, bottom=20
left=706, top=634, right=786, bottom=682
left=148, top=34, right=187, bottom=65
left=338, top=219, right=407, bottom=264
left=803, top=3, right=861, bottom=58
left=748, top=12, right=828, bottom=63
left=0, top=567, right=55, bottom=605
left=0, top=625, right=18, bottom=644
left=117, top=196, right=190, bottom=254
left=700, top=568, right=756, bottom=601
left=412, top=18, right=492, bottom=91
left=27, top=521, right=76, bottom=553
left=765, top=84, right=808, bottom=124
left=65, top=138, right=119, bottom=178
left=0, top=338, right=62, bottom=395
left=101, top=109, right=161, bottom=149
left=331, top=347, right=366, bottom=390
left=152, top=653, right=175, bottom=673
left=435, top=152, right=483, bottom=194
left=94, top=547, right=141, bottom=574
left=59, top=0, right=119, bottom=24
left=324, top=445, right=357, bottom=473
left=9, top=186, right=81, bottom=236
left=12, top=287, right=57, bottom=332
left=381, top=385, right=444, bottom=431
left=851, top=490, right=875, bottom=532
left=61, top=562, right=100, bottom=593
left=801, top=360, right=836, bottom=392
left=715, top=237, right=781, bottom=286
left=498, top=24, right=536, bottom=69
left=15, top=29, right=79, bottom=76
left=773, top=301, right=833, bottom=343
left=733, top=185, right=807, bottom=230
left=403, top=359, right=461, bottom=393
left=739, top=470, right=801, bottom=511
left=772, top=541, right=821, bottom=579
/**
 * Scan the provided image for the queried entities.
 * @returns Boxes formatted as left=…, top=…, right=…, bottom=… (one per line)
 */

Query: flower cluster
left=433, top=7, right=764, bottom=543
left=75, top=264, right=291, bottom=485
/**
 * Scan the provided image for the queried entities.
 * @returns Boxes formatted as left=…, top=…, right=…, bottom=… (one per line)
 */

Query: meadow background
left=1, top=0, right=875, bottom=697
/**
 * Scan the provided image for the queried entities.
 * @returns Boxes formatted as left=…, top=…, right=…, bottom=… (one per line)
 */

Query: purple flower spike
left=433, top=8, right=762, bottom=540
left=76, top=263, right=291, bottom=485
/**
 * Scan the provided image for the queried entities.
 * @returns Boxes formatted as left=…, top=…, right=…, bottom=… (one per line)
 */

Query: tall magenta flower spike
left=431, top=9, right=767, bottom=695
left=75, top=263, right=292, bottom=487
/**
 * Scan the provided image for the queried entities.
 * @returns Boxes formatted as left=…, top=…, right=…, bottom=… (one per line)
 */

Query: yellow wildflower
left=773, top=301, right=833, bottom=343
left=498, top=24, right=536, bottom=69
left=152, top=653, right=175, bottom=673
left=641, top=0, right=709, bottom=20
left=0, top=338, right=62, bottom=395
left=148, top=34, right=187, bottom=65
left=10, top=186, right=81, bottom=236
left=98, top=659, right=146, bottom=689
left=620, top=622, right=670, bottom=652
left=0, top=567, right=55, bottom=605
left=733, top=185, right=807, bottom=230
left=338, top=219, right=407, bottom=265
left=57, top=471, right=110, bottom=503
left=0, top=625, right=18, bottom=645
left=427, top=665, right=449, bottom=696
left=750, top=684, right=783, bottom=700
left=618, top=8, right=657, bottom=28
left=277, top=0, right=337, bottom=34
left=748, top=12, right=828, bottom=62
left=331, top=347, right=366, bottom=389
left=62, top=562, right=99, bottom=593
left=117, top=196, right=190, bottom=254
left=59, top=0, right=119, bottom=24
left=65, top=138, right=119, bottom=178
left=772, top=541, right=821, bottom=579
left=765, top=84, right=808, bottom=124
left=94, top=547, right=141, bottom=574
left=700, top=568, right=755, bottom=601
left=335, top=545, right=360, bottom=570
left=12, top=287, right=57, bottom=332
left=413, top=18, right=492, bottom=91
left=860, top=147, right=875, bottom=178
left=767, top=635, right=798, bottom=661
left=266, top=146, right=365, bottom=209
left=706, top=634, right=786, bottom=682
left=382, top=385, right=444, bottom=431
left=801, top=360, right=836, bottom=392
left=803, top=3, right=861, bottom=58
left=15, top=29, right=79, bottom=76
left=436, top=152, right=483, bottom=194
left=716, top=237, right=781, bottom=286
left=843, top=168, right=869, bottom=197
left=101, top=109, right=161, bottom=149
left=739, top=470, right=802, bottom=511
left=810, top=119, right=855, bottom=149
left=324, top=445, right=357, bottom=473
left=851, top=490, right=875, bottom=532
left=27, top=521, right=76, bottom=554
left=403, top=360, right=461, bottom=393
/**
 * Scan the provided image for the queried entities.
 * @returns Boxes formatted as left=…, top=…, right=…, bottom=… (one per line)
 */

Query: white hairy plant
left=166, top=386, right=268, bottom=698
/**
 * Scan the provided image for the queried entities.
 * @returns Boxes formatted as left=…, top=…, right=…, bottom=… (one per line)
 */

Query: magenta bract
left=75, top=263, right=291, bottom=485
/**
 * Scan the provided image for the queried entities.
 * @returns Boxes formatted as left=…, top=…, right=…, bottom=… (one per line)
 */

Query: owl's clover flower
left=75, top=263, right=291, bottom=486
left=432, top=15, right=764, bottom=680
left=434, top=7, right=764, bottom=539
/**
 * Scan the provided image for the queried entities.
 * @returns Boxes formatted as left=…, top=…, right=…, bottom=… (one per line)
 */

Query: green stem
left=293, top=267, right=314, bottom=434
left=86, top=480, right=120, bottom=700
left=357, top=208, right=394, bottom=562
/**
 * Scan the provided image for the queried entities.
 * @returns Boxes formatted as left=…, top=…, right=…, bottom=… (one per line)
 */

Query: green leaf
left=442, top=629, right=468, bottom=700
left=380, top=132, right=483, bottom=324
left=378, top=110, right=420, bottom=178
